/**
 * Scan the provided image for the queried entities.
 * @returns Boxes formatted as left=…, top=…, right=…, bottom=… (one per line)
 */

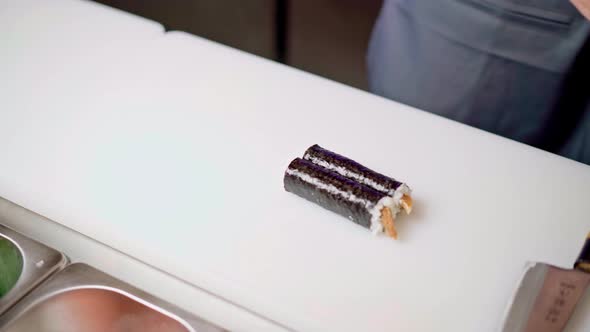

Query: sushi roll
left=284, top=158, right=399, bottom=238
left=303, top=144, right=413, bottom=214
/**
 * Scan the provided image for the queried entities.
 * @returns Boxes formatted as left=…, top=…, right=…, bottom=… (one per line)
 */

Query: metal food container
left=0, top=224, right=67, bottom=315
left=0, top=263, right=226, bottom=332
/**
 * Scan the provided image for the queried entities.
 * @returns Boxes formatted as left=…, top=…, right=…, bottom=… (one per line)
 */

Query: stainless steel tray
left=0, top=263, right=226, bottom=332
left=0, top=224, right=67, bottom=315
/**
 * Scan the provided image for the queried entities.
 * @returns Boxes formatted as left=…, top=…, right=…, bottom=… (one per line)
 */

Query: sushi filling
left=369, top=196, right=397, bottom=236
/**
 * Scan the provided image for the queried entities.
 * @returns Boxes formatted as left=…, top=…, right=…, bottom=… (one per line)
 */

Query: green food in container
left=0, top=237, right=22, bottom=297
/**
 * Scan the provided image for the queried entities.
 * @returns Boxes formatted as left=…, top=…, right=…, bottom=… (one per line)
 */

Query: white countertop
left=1, top=1, right=590, bottom=331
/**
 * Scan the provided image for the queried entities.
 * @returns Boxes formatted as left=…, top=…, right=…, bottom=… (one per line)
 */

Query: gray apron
left=561, top=104, right=590, bottom=164
left=368, top=0, right=590, bottom=158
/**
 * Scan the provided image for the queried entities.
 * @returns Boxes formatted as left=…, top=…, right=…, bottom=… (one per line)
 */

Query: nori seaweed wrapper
left=284, top=158, right=388, bottom=230
left=303, top=144, right=406, bottom=196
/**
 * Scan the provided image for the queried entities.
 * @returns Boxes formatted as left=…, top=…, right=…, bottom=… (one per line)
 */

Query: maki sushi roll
left=303, top=144, right=412, bottom=214
left=284, top=158, right=399, bottom=238
left=284, top=145, right=413, bottom=239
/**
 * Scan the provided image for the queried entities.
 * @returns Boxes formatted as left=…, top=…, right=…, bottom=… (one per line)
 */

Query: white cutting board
left=0, top=0, right=163, bottom=41
left=1, top=2, right=590, bottom=331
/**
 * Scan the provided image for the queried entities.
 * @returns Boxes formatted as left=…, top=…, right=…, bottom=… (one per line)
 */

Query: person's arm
left=572, top=0, right=590, bottom=20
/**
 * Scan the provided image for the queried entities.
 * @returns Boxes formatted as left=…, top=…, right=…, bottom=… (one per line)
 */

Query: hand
left=572, top=0, right=590, bottom=20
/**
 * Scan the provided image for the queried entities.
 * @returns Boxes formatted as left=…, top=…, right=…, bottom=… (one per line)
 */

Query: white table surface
left=0, top=1, right=287, bottom=331
left=2, top=1, right=590, bottom=331
left=1, top=0, right=163, bottom=44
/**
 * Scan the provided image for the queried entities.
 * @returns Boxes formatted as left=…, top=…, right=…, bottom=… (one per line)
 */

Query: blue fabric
left=561, top=104, right=590, bottom=164
left=368, top=0, right=590, bottom=161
